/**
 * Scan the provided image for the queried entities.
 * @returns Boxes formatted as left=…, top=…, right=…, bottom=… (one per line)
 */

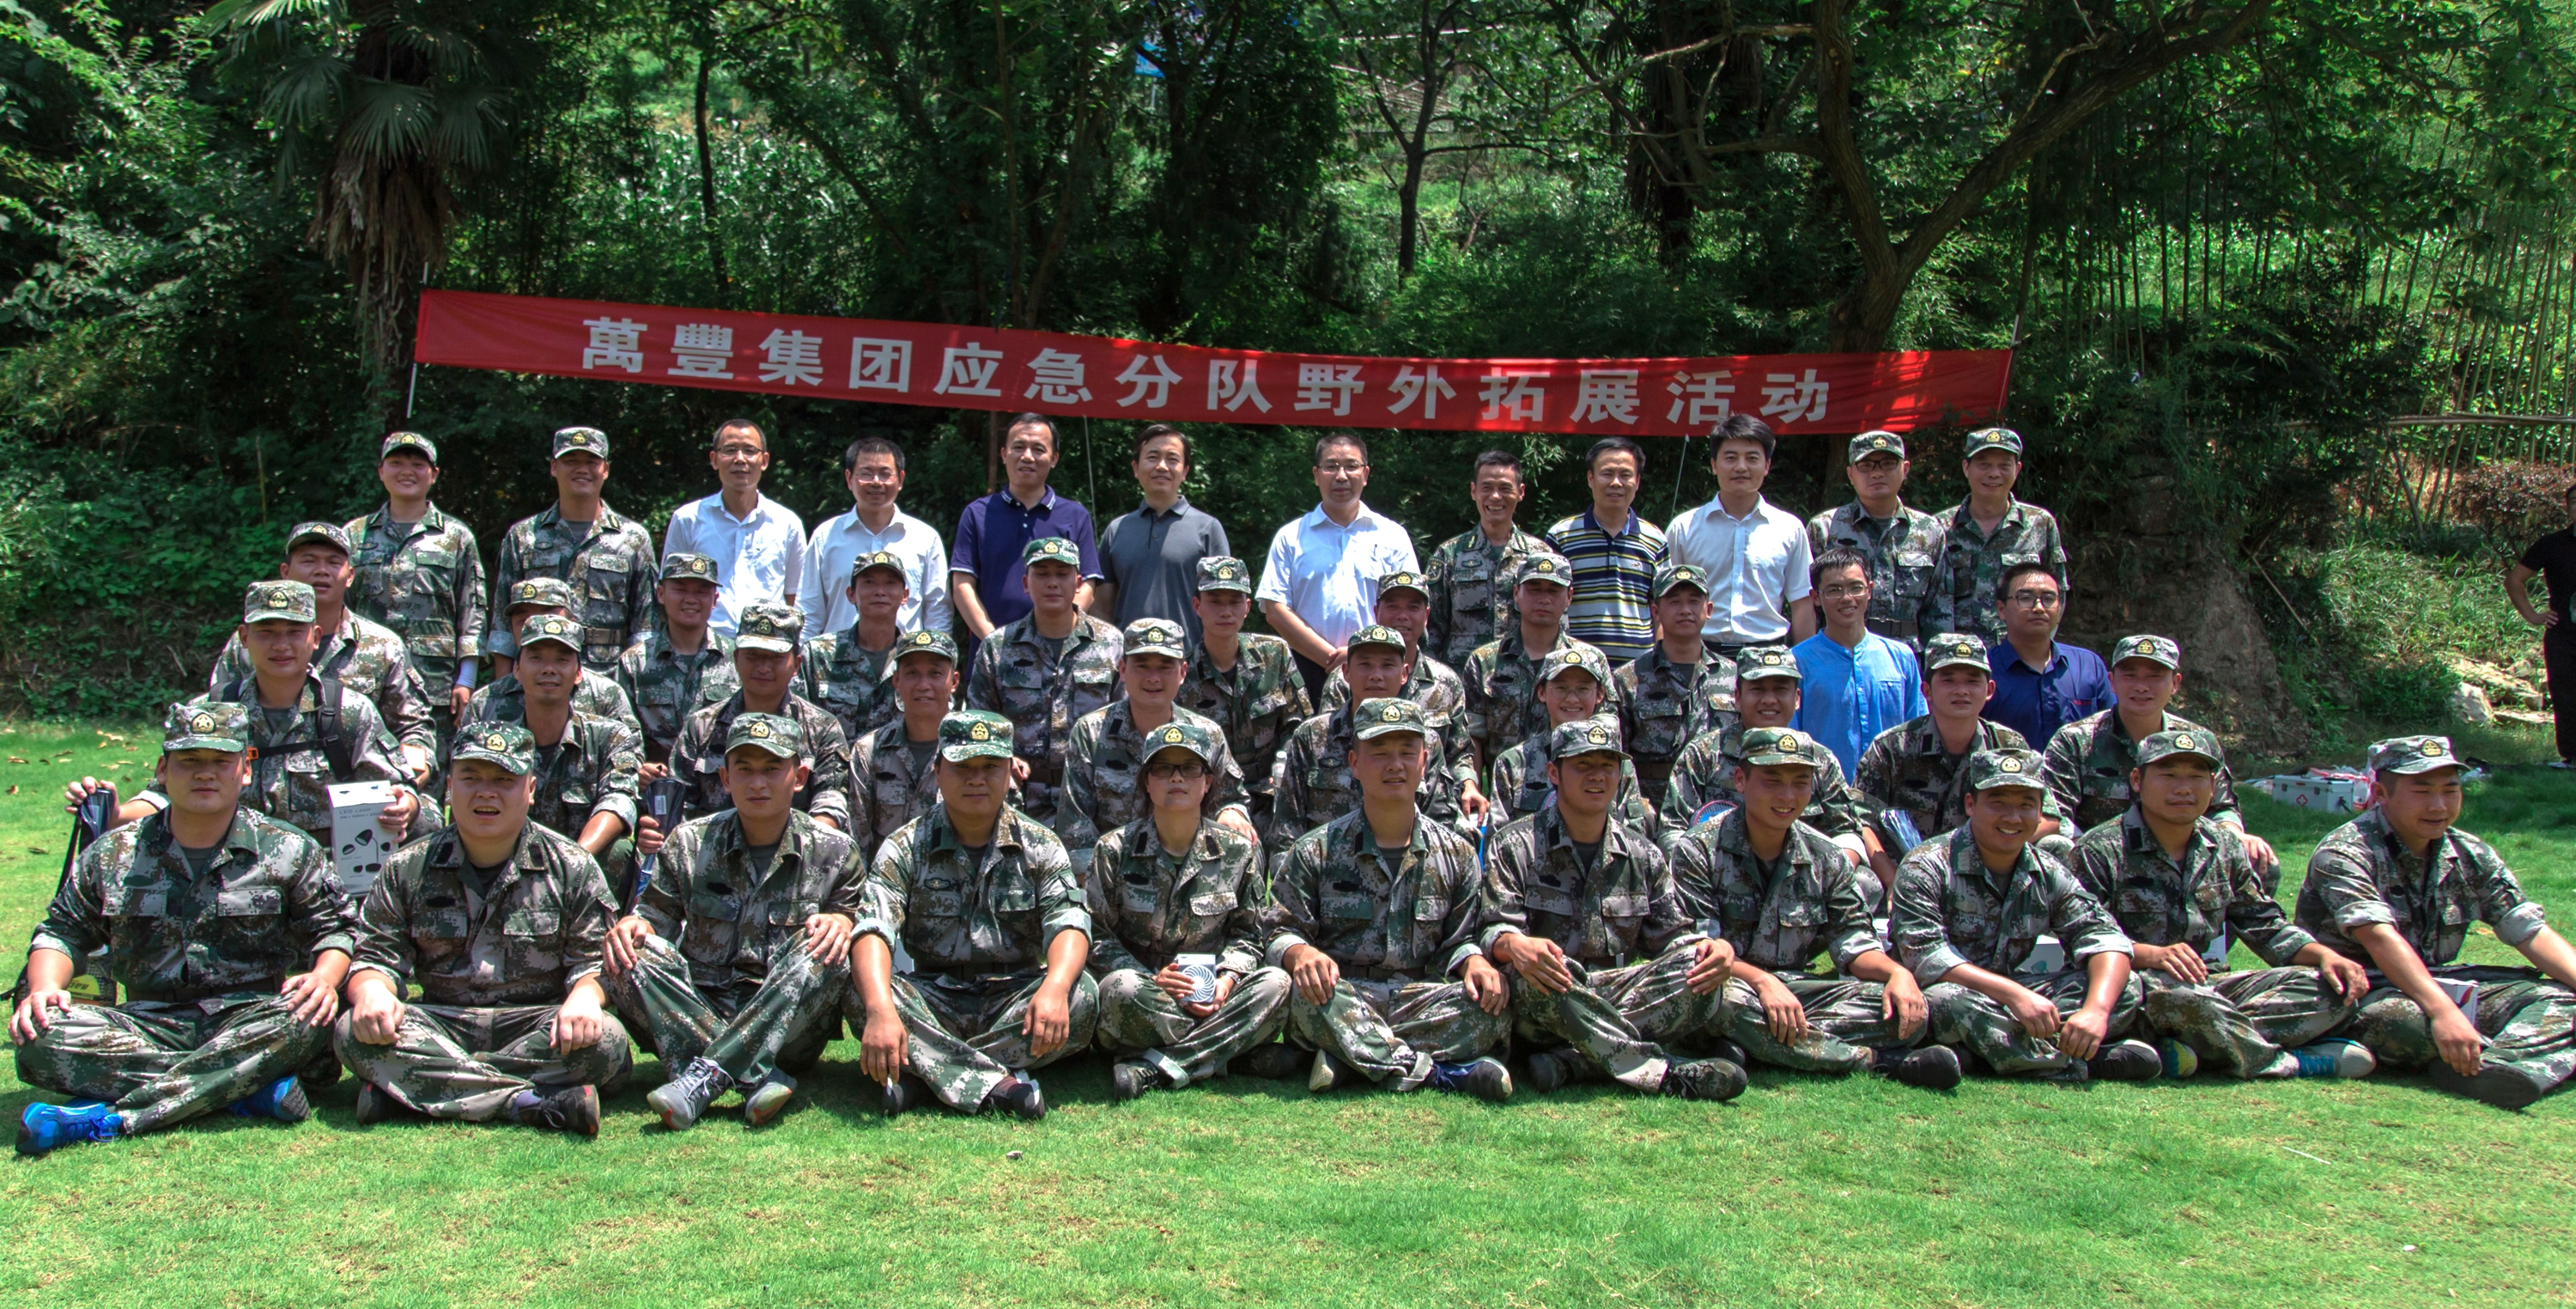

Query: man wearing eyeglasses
left=662, top=419, right=807, bottom=638
left=1981, top=563, right=2113, bottom=753
left=802, top=436, right=951, bottom=640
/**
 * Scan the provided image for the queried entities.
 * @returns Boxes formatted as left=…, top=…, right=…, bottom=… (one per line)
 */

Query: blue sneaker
left=1425, top=1057, right=1513, bottom=1103
left=227, top=1075, right=312, bottom=1123
left=17, top=1102, right=124, bottom=1157
left=2290, top=1039, right=2377, bottom=1080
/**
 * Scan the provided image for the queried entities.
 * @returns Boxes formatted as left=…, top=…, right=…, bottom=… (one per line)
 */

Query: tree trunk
left=695, top=52, right=731, bottom=307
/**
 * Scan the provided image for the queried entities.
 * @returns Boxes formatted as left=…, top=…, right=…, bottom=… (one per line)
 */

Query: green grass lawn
left=0, top=719, right=2568, bottom=1307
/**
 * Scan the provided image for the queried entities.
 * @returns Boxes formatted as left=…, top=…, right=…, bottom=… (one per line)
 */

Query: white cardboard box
left=326, top=780, right=398, bottom=897
left=2262, top=774, right=2372, bottom=813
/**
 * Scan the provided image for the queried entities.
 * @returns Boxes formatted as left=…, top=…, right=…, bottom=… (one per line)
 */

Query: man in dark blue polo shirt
left=1982, top=562, right=2113, bottom=750
left=950, top=413, right=1103, bottom=649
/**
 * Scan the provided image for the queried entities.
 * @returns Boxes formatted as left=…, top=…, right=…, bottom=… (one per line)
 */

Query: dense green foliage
left=3, top=0, right=2574, bottom=714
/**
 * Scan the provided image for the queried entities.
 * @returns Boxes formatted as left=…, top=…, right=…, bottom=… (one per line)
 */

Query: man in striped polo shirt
left=1547, top=437, right=1667, bottom=665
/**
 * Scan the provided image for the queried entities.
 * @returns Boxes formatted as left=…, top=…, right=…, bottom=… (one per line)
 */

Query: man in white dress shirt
left=1255, top=430, right=1420, bottom=701
left=1665, top=414, right=1815, bottom=658
left=660, top=418, right=806, bottom=637
left=802, top=435, right=951, bottom=637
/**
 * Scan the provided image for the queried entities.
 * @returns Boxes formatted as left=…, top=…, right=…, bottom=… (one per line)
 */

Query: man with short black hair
left=1792, top=547, right=1925, bottom=776
left=1095, top=423, right=1230, bottom=644
left=1269, top=625, right=1469, bottom=854
left=613, top=553, right=738, bottom=769
left=803, top=435, right=950, bottom=639
left=1319, top=570, right=1485, bottom=820
left=1425, top=449, right=1546, bottom=668
left=2043, top=634, right=2274, bottom=875
left=964, top=536, right=1125, bottom=832
left=1182, top=557, right=1310, bottom=837
left=1855, top=633, right=2044, bottom=867
left=1462, top=552, right=1619, bottom=766
left=1615, top=563, right=1736, bottom=805
left=1258, top=430, right=1420, bottom=701
left=1981, top=563, right=2111, bottom=752
left=345, top=430, right=485, bottom=740
left=1547, top=437, right=1667, bottom=664
left=800, top=551, right=909, bottom=742
left=848, top=630, right=970, bottom=856
left=665, top=603, right=852, bottom=831
left=1807, top=430, right=1943, bottom=651
left=2506, top=482, right=2576, bottom=767
left=489, top=426, right=659, bottom=673
left=662, top=418, right=805, bottom=636
left=951, top=414, right=1102, bottom=644
left=210, top=521, right=435, bottom=781
left=1929, top=427, right=2069, bottom=647
left=1665, top=415, right=1815, bottom=654
left=465, top=576, right=646, bottom=740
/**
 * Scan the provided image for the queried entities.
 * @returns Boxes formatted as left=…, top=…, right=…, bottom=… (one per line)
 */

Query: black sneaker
left=1522, top=1046, right=1579, bottom=1095
left=1708, top=1038, right=1752, bottom=1071
left=1109, top=1062, right=1159, bottom=1103
left=352, top=1081, right=402, bottom=1126
left=986, top=1075, right=1047, bottom=1121
left=1427, top=1056, right=1514, bottom=1103
left=1880, top=1045, right=1965, bottom=1090
left=882, top=1071, right=931, bottom=1117
left=646, top=1057, right=733, bottom=1130
left=514, top=1085, right=601, bottom=1137
left=1235, top=1043, right=1306, bottom=1081
left=1657, top=1057, right=1747, bottom=1102
left=2427, top=1061, right=2546, bottom=1110
left=2086, top=1039, right=2163, bottom=1082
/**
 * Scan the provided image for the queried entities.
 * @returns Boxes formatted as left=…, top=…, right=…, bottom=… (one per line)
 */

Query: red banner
left=414, top=289, right=2010, bottom=436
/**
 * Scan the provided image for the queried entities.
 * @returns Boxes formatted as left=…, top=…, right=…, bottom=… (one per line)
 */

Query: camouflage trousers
left=2347, top=965, right=2576, bottom=1097
left=1096, top=966, right=1293, bottom=1087
left=15, top=993, right=329, bottom=1135
left=333, top=1002, right=635, bottom=1121
left=1925, top=968, right=2144, bottom=1076
left=1287, top=975, right=1509, bottom=1092
left=848, top=968, right=1100, bottom=1111
left=2136, top=966, right=2360, bottom=1079
left=605, top=933, right=848, bottom=1087
left=1509, top=947, right=1727, bottom=1091
left=1722, top=976, right=1920, bottom=1075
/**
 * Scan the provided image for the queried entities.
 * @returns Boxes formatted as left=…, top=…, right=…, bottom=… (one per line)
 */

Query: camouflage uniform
left=1182, top=632, right=1310, bottom=821
left=489, top=501, right=660, bottom=669
left=613, top=630, right=738, bottom=760
left=1856, top=715, right=2032, bottom=850
left=963, top=612, right=1124, bottom=825
left=2071, top=805, right=2354, bottom=1078
left=1262, top=799, right=1506, bottom=1089
left=1805, top=500, right=1945, bottom=651
left=1267, top=700, right=1467, bottom=857
left=850, top=800, right=1100, bottom=1110
left=1614, top=642, right=1737, bottom=803
left=610, top=803, right=865, bottom=1088
left=848, top=720, right=950, bottom=859
left=801, top=629, right=902, bottom=745
left=1423, top=523, right=1547, bottom=668
left=1926, top=498, right=2069, bottom=648
left=1462, top=626, right=1623, bottom=764
left=460, top=672, right=643, bottom=742
left=21, top=711, right=355, bottom=1135
left=670, top=691, right=853, bottom=829
left=1890, top=823, right=2141, bottom=1076
left=1480, top=794, right=1720, bottom=1090
left=1486, top=720, right=1656, bottom=841
left=1655, top=720, right=1868, bottom=854
left=1671, top=803, right=1912, bottom=1074
left=1321, top=654, right=1478, bottom=781
left=179, top=673, right=416, bottom=843
left=1061, top=701, right=1248, bottom=878
left=344, top=498, right=486, bottom=735
left=2295, top=770, right=2575, bottom=1098
left=524, top=711, right=642, bottom=847
left=1085, top=813, right=1291, bottom=1086
left=209, top=607, right=434, bottom=760
left=335, top=810, right=633, bottom=1119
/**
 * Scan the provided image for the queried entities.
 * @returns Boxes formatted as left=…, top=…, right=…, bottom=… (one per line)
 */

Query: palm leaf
left=333, top=77, right=435, bottom=168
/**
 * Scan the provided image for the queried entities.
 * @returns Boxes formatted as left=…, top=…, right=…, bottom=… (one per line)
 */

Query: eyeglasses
left=1819, top=583, right=1870, bottom=600
left=849, top=466, right=900, bottom=484
left=1146, top=761, right=1208, bottom=780
left=1316, top=461, right=1366, bottom=476
left=2008, top=589, right=2063, bottom=609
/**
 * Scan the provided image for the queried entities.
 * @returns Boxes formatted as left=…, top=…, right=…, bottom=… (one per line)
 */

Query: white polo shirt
left=661, top=491, right=806, bottom=636
left=1255, top=502, right=1419, bottom=649
left=1666, top=493, right=1813, bottom=643
left=799, top=505, right=951, bottom=637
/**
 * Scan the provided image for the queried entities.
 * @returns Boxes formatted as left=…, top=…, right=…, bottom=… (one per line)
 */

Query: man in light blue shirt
left=1795, top=546, right=1925, bottom=776
left=1256, top=430, right=1420, bottom=700
left=661, top=418, right=807, bottom=637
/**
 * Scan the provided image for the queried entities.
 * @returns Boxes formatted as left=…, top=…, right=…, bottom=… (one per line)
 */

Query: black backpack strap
left=315, top=676, right=355, bottom=779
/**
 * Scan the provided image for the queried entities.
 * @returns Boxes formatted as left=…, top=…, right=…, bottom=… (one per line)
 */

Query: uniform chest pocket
left=1187, top=889, right=1237, bottom=918
left=215, top=886, right=284, bottom=917
left=2114, top=886, right=2168, bottom=921
left=2189, top=880, right=2231, bottom=914
left=416, top=904, right=472, bottom=942
left=987, top=877, right=1040, bottom=916
left=560, top=783, right=593, bottom=809
left=1772, top=900, right=1826, bottom=929
left=1121, top=879, right=1163, bottom=915
left=1321, top=885, right=1376, bottom=921
left=2437, top=896, right=2470, bottom=926
left=914, top=876, right=967, bottom=920
left=410, top=546, right=459, bottom=572
left=765, top=901, right=819, bottom=929
left=1524, top=884, right=1582, bottom=919
left=686, top=890, right=744, bottom=928
left=102, top=886, right=169, bottom=919
left=1413, top=896, right=1450, bottom=924
left=1072, top=667, right=1116, bottom=697
left=502, top=906, right=562, bottom=937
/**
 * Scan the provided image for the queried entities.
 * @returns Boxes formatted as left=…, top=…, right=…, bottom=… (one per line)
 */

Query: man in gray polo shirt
left=1093, top=423, right=1230, bottom=646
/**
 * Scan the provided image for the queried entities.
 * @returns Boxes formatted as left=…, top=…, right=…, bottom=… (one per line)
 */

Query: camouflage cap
left=1847, top=430, right=1906, bottom=463
left=1376, top=569, right=1431, bottom=600
left=552, top=426, right=610, bottom=460
left=1346, top=624, right=1408, bottom=655
left=1141, top=718, right=1219, bottom=765
left=725, top=711, right=804, bottom=760
left=2111, top=634, right=2182, bottom=670
left=2370, top=734, right=2462, bottom=776
left=1966, top=747, right=2048, bottom=791
left=1735, top=644, right=1802, bottom=682
left=938, top=709, right=1016, bottom=763
left=283, top=521, right=352, bottom=557
left=1352, top=697, right=1431, bottom=742
left=1652, top=563, right=1711, bottom=599
left=164, top=701, right=249, bottom=754
left=1740, top=726, right=1823, bottom=769
left=380, top=430, right=438, bottom=464
left=849, top=550, right=907, bottom=582
left=661, top=552, right=720, bottom=583
left=244, top=579, right=317, bottom=625
left=517, top=613, right=583, bottom=654
left=1122, top=618, right=1188, bottom=661
left=734, top=602, right=804, bottom=654
left=1022, top=536, right=1084, bottom=569
left=2136, top=728, right=2224, bottom=770
left=1539, top=645, right=1612, bottom=687
left=1963, top=427, right=2024, bottom=458
left=892, top=628, right=960, bottom=666
left=450, top=722, right=537, bottom=776
left=506, top=577, right=575, bottom=612
left=1550, top=715, right=1625, bottom=760
left=1514, top=552, right=1576, bottom=589
left=1923, top=632, right=1990, bottom=675
left=1196, top=556, right=1254, bottom=594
